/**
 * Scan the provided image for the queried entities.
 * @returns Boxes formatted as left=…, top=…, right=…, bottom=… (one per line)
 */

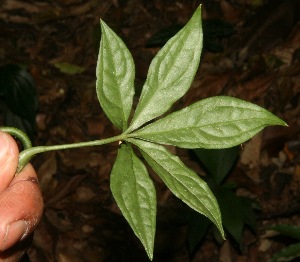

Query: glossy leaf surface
left=129, top=138, right=224, bottom=238
left=110, top=143, right=156, bottom=260
left=133, top=96, right=287, bottom=149
left=128, top=6, right=203, bottom=132
left=97, top=20, right=135, bottom=131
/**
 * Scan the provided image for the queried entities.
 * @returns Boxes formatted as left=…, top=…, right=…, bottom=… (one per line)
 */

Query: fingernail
left=1, top=220, right=28, bottom=251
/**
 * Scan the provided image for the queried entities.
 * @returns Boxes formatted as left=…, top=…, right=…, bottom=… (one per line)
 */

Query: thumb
left=0, top=164, right=43, bottom=252
left=0, top=131, right=19, bottom=193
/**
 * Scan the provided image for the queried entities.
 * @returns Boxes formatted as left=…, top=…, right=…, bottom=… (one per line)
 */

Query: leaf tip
left=99, top=19, right=108, bottom=31
left=217, top=223, right=226, bottom=240
left=196, top=4, right=203, bottom=16
left=275, top=118, right=289, bottom=128
left=146, top=250, right=154, bottom=261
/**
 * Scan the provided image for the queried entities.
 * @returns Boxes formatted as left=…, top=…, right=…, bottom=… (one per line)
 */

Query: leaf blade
left=128, top=6, right=203, bottom=132
left=129, top=138, right=224, bottom=238
left=96, top=20, right=135, bottom=130
left=132, top=96, right=287, bottom=149
left=110, top=143, right=156, bottom=260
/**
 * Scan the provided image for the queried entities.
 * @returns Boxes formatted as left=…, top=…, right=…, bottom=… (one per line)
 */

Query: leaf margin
left=131, top=96, right=287, bottom=149
left=127, top=5, right=203, bottom=132
left=96, top=20, right=135, bottom=131
left=128, top=138, right=225, bottom=238
left=110, top=142, right=157, bottom=260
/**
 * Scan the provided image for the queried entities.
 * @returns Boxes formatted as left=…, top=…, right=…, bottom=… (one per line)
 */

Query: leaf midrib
left=134, top=117, right=277, bottom=138
left=139, top=147, right=219, bottom=225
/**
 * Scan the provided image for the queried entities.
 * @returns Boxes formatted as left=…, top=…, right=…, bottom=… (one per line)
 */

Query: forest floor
left=0, top=0, right=300, bottom=261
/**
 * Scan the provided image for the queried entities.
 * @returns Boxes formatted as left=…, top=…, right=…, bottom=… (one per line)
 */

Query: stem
left=0, top=127, right=32, bottom=149
left=18, top=133, right=126, bottom=173
left=1, top=126, right=140, bottom=174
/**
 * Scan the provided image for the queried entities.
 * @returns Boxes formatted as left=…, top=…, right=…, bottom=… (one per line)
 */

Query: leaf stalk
left=0, top=127, right=127, bottom=173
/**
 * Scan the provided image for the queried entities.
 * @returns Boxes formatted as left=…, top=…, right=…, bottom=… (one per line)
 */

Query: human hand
left=0, top=131, right=43, bottom=261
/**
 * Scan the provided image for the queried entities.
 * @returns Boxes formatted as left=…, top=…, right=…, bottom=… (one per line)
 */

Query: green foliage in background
left=267, top=224, right=300, bottom=262
left=188, top=146, right=260, bottom=253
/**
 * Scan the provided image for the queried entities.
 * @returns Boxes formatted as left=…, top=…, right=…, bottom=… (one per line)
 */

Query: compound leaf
left=96, top=20, right=135, bottom=131
left=129, top=138, right=224, bottom=238
left=110, top=143, right=156, bottom=260
left=128, top=6, right=203, bottom=132
left=133, top=96, right=287, bottom=149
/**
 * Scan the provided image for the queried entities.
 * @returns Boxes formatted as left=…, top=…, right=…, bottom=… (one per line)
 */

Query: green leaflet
left=110, top=143, right=156, bottom=260
left=127, top=6, right=203, bottom=132
left=132, top=96, right=287, bottom=149
left=96, top=20, right=135, bottom=131
left=128, top=138, right=224, bottom=238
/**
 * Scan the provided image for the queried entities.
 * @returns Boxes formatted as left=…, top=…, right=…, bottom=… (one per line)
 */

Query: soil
left=0, top=0, right=300, bottom=261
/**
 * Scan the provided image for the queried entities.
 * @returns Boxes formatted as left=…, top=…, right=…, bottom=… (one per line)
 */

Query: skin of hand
left=0, top=131, right=44, bottom=261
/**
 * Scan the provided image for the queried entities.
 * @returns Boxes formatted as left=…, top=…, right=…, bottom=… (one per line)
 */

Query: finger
left=0, top=132, right=19, bottom=193
left=0, top=164, right=43, bottom=252
left=0, top=233, right=33, bottom=262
